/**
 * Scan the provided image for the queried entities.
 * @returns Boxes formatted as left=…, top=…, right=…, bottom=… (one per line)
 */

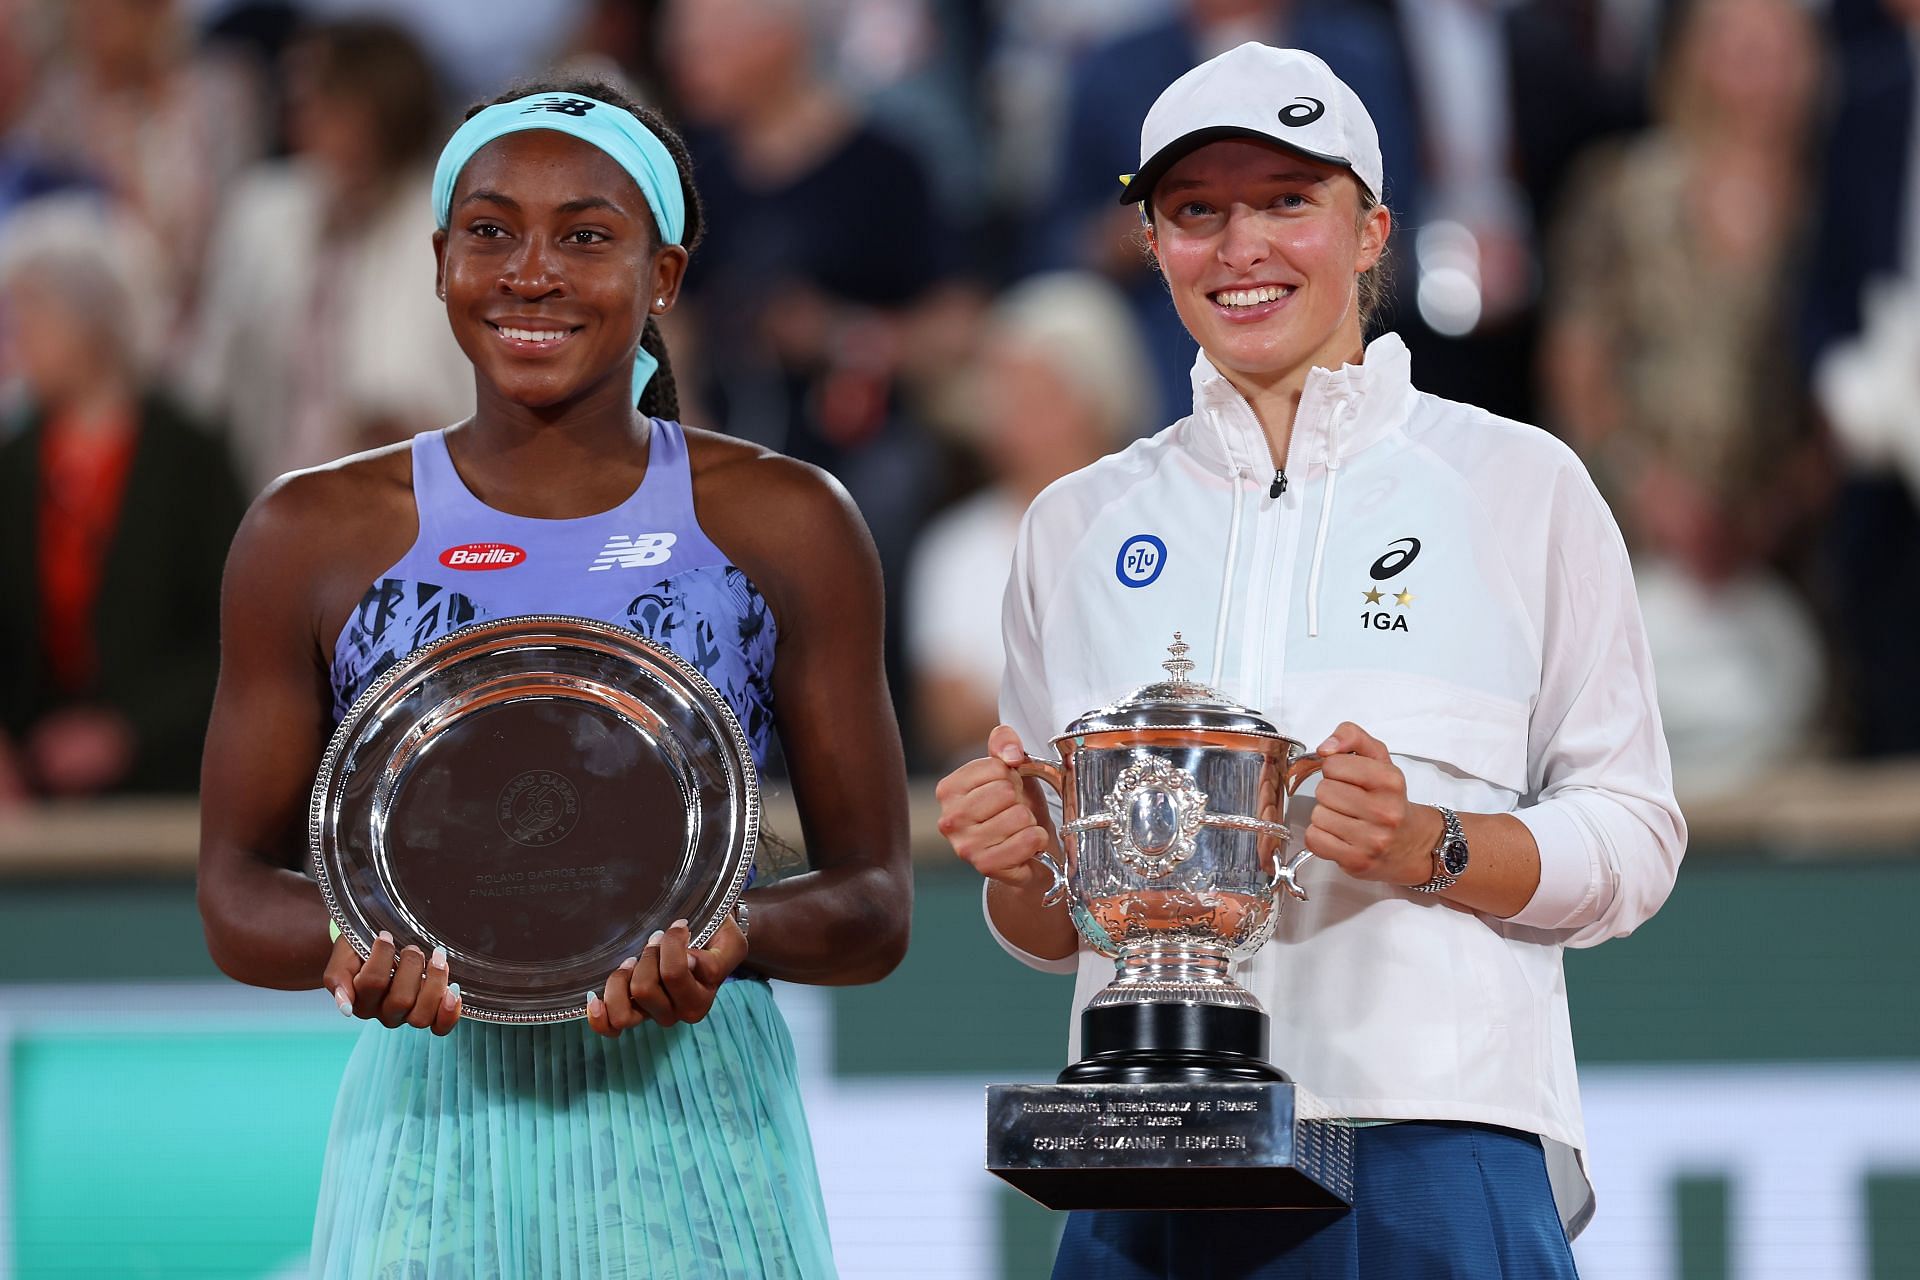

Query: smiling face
left=434, top=130, right=686, bottom=412
left=1148, top=140, right=1388, bottom=397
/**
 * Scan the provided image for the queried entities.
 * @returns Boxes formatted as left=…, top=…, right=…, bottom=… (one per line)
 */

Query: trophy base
left=1058, top=1001, right=1288, bottom=1085
left=986, top=1080, right=1354, bottom=1211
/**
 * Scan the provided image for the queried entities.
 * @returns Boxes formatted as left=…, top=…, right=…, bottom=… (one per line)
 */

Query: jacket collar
left=1183, top=331, right=1416, bottom=477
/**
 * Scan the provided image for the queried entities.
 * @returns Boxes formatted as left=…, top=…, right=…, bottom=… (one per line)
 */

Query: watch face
left=1441, top=839, right=1470, bottom=876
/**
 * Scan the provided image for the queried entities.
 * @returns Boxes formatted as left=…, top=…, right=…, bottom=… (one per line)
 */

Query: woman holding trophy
left=936, top=44, right=1685, bottom=1277
left=197, top=80, right=911, bottom=1277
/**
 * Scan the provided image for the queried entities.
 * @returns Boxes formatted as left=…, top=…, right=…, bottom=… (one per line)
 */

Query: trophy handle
left=1032, top=851, right=1069, bottom=907
left=1015, top=758, right=1070, bottom=907
left=1269, top=751, right=1325, bottom=901
left=1270, top=846, right=1315, bottom=901
left=1284, top=752, right=1323, bottom=796
left=1015, top=756, right=1065, bottom=795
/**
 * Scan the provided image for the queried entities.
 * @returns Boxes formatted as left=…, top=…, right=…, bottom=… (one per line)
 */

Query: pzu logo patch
left=1116, top=534, right=1167, bottom=588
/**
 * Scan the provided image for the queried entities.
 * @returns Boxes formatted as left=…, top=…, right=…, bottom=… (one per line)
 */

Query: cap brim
left=1118, top=126, right=1359, bottom=205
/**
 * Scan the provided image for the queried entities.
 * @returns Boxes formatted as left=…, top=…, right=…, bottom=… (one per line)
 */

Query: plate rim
left=307, top=612, right=762, bottom=1023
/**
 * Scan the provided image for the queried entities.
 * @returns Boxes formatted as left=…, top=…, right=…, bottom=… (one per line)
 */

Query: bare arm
left=195, top=480, right=345, bottom=990
left=707, top=453, right=913, bottom=986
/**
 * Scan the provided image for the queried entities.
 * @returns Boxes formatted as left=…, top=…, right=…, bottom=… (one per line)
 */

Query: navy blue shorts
left=1050, top=1122, right=1579, bottom=1279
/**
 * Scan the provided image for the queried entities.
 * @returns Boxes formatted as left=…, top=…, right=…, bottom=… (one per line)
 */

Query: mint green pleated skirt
left=309, top=978, right=837, bottom=1279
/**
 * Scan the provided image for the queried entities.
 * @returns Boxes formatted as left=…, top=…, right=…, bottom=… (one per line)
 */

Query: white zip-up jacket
left=991, top=332, right=1686, bottom=1236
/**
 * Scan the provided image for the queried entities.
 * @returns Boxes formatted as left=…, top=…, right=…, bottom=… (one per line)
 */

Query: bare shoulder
left=682, top=427, right=878, bottom=621
left=226, top=442, right=421, bottom=645
left=684, top=427, right=867, bottom=544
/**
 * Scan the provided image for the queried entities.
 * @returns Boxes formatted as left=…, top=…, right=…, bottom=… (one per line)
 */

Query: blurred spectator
left=1361, top=0, right=1644, bottom=423
left=982, top=0, right=1172, bottom=208
left=11, top=0, right=263, bottom=306
left=1541, top=0, right=1829, bottom=791
left=1806, top=0, right=1920, bottom=757
left=659, top=0, right=964, bottom=728
left=906, top=273, right=1151, bottom=766
left=0, top=0, right=85, bottom=223
left=0, top=195, right=244, bottom=800
left=1032, top=0, right=1422, bottom=426
left=182, top=18, right=472, bottom=493
left=555, top=0, right=669, bottom=99
left=832, top=0, right=985, bottom=211
left=287, top=0, right=591, bottom=103
left=0, top=0, right=82, bottom=410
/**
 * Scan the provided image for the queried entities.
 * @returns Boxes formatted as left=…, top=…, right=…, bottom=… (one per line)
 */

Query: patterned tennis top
left=328, top=420, right=776, bottom=771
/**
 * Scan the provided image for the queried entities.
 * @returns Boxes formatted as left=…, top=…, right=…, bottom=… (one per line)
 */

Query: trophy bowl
left=309, top=614, right=758, bottom=1024
left=1017, top=634, right=1321, bottom=1081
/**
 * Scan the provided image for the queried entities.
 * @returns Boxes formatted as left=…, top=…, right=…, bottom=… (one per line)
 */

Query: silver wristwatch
left=1411, top=805, right=1468, bottom=894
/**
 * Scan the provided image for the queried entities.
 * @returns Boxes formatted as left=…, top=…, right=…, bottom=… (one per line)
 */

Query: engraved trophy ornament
left=985, top=635, right=1354, bottom=1210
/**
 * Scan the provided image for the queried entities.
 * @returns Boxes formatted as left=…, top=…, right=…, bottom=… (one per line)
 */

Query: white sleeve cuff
left=1509, top=801, right=1607, bottom=929
left=982, top=879, right=1081, bottom=974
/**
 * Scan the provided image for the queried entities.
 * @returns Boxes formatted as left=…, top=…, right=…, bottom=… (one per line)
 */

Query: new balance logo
left=589, top=532, right=677, bottom=571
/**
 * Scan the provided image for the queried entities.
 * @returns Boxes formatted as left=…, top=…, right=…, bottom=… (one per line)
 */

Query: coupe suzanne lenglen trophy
left=985, top=635, right=1355, bottom=1211
left=308, top=615, right=757, bottom=1023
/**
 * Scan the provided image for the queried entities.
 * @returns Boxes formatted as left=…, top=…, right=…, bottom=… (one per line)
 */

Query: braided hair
left=465, top=79, right=706, bottom=420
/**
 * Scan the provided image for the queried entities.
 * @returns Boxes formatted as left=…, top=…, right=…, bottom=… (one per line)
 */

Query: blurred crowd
left=2, top=0, right=1918, bottom=807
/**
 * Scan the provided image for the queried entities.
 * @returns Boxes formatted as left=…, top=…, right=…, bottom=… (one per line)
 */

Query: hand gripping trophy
left=985, top=636, right=1354, bottom=1210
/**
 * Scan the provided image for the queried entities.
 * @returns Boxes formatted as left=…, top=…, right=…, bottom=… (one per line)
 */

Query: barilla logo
left=440, top=542, right=527, bottom=571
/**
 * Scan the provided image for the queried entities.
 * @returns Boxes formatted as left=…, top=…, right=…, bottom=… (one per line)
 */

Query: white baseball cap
left=1119, top=43, right=1383, bottom=207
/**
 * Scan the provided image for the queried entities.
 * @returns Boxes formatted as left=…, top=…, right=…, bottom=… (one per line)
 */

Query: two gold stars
left=1362, top=587, right=1415, bottom=606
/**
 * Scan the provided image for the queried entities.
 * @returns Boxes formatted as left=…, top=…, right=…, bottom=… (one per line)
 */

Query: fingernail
left=1317, top=737, right=1338, bottom=753
left=671, top=918, right=689, bottom=932
left=443, top=983, right=460, bottom=1012
left=620, top=956, right=639, bottom=971
left=584, top=991, right=601, bottom=1012
left=376, top=930, right=394, bottom=945
left=429, top=945, right=448, bottom=971
left=647, top=930, right=665, bottom=948
left=334, top=988, right=353, bottom=1017
left=997, top=746, right=1022, bottom=763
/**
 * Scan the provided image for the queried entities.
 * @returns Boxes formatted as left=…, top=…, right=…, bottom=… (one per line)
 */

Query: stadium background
left=4, top=0, right=1920, bottom=1275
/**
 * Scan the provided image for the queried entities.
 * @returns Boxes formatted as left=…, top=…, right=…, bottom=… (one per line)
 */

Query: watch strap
left=1411, top=805, right=1465, bottom=895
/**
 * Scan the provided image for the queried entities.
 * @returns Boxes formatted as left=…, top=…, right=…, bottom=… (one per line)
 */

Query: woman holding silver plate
left=936, top=43, right=1685, bottom=1278
left=197, top=79, right=910, bottom=1277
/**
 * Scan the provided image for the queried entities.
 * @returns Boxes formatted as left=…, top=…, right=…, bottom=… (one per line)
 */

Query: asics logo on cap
left=588, top=532, right=677, bottom=571
left=1278, top=97, right=1325, bottom=127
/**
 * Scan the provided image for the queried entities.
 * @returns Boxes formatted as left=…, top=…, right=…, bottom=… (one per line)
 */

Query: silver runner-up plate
left=309, top=615, right=759, bottom=1024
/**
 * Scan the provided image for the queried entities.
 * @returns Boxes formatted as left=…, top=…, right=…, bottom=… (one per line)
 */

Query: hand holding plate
left=586, top=917, right=746, bottom=1037
left=323, top=929, right=462, bottom=1035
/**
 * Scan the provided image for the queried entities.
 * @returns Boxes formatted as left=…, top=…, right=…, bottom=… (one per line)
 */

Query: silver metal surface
left=310, top=615, right=759, bottom=1023
left=986, top=1080, right=1355, bottom=1210
left=1019, top=635, right=1322, bottom=1013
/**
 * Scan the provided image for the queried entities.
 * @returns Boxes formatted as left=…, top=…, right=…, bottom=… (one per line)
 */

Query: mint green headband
left=433, top=91, right=686, bottom=408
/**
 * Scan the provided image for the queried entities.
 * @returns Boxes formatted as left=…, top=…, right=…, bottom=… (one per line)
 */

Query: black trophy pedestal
left=985, top=1080, right=1354, bottom=1211
left=986, top=1001, right=1353, bottom=1210
left=1058, top=1001, right=1289, bottom=1085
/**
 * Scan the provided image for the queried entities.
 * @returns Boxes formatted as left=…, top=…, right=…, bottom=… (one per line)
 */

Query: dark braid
left=465, top=78, right=705, bottom=418
left=637, top=315, right=679, bottom=420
